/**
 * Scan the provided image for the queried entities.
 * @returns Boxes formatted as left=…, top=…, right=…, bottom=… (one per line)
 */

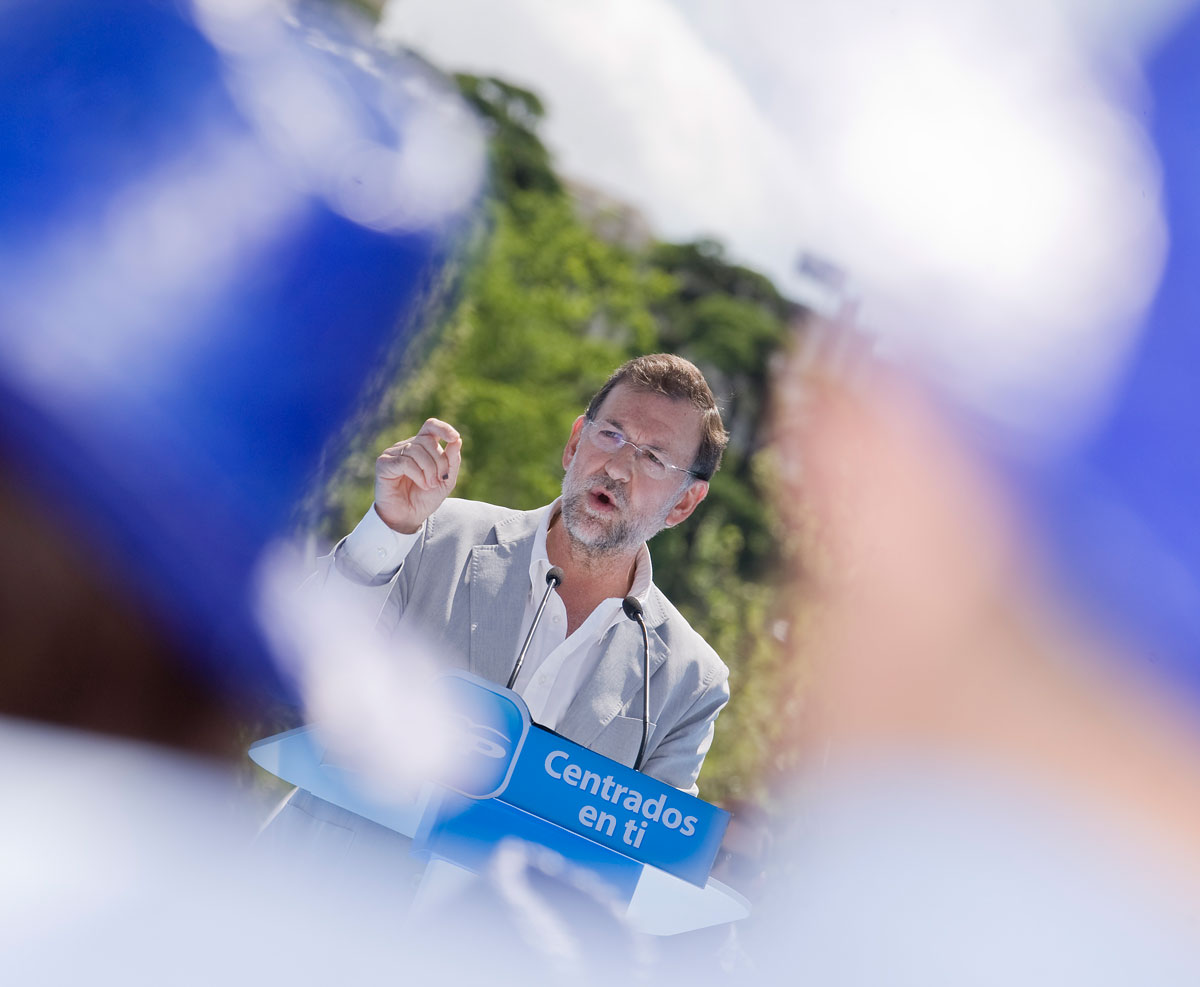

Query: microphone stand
left=507, top=566, right=564, bottom=689
left=623, top=596, right=651, bottom=772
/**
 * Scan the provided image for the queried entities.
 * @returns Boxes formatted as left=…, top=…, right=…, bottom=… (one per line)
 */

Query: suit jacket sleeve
left=642, top=652, right=729, bottom=796
left=301, top=513, right=418, bottom=633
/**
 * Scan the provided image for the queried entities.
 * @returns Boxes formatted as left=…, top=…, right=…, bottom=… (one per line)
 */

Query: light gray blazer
left=328, top=498, right=730, bottom=794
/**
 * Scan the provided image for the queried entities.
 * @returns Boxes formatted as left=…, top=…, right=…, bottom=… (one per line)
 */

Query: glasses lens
left=587, top=422, right=675, bottom=479
left=637, top=451, right=667, bottom=480
left=588, top=422, right=621, bottom=452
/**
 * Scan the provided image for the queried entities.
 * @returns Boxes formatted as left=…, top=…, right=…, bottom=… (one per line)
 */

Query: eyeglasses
left=582, top=418, right=705, bottom=481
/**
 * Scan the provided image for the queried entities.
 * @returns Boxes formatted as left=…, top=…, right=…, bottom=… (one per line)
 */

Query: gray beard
left=561, top=490, right=639, bottom=554
left=559, top=471, right=675, bottom=557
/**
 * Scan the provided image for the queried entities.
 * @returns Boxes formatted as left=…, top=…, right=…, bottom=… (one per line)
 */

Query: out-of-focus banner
left=0, top=0, right=483, bottom=700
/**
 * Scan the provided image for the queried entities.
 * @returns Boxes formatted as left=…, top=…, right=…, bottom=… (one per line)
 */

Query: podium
left=250, top=673, right=749, bottom=936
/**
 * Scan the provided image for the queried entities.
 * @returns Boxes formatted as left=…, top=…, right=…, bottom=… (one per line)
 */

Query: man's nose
left=603, top=442, right=636, bottom=482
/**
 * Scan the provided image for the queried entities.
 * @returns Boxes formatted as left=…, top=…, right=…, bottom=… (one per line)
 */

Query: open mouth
left=588, top=487, right=619, bottom=512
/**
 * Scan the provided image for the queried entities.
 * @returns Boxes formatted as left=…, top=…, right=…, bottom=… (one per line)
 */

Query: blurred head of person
left=0, top=0, right=483, bottom=756
left=757, top=7, right=1200, bottom=978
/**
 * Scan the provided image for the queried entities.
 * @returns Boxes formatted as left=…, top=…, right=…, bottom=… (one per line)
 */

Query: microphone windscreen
left=546, top=565, right=565, bottom=587
left=622, top=595, right=644, bottom=621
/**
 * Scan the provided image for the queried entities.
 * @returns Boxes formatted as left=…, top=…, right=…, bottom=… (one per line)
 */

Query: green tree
left=455, top=75, right=563, bottom=199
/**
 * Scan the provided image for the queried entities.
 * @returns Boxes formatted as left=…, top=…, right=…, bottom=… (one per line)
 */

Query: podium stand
left=250, top=673, right=749, bottom=936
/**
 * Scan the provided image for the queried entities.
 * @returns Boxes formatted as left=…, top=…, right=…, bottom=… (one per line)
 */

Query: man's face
left=560, top=383, right=709, bottom=555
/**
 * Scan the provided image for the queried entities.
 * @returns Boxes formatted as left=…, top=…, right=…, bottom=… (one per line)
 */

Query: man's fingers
left=416, top=419, right=460, bottom=484
left=376, top=428, right=461, bottom=488
left=400, top=440, right=441, bottom=488
left=377, top=442, right=436, bottom=488
left=416, top=418, right=460, bottom=447
left=375, top=445, right=406, bottom=479
left=443, top=435, right=462, bottom=484
left=406, top=432, right=458, bottom=485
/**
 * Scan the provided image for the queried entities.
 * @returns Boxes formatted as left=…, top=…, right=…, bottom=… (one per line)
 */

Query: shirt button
left=376, top=547, right=387, bottom=559
left=553, top=614, right=561, bottom=623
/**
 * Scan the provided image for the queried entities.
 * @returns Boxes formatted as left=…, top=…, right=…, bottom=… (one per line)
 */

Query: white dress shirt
left=339, top=499, right=651, bottom=729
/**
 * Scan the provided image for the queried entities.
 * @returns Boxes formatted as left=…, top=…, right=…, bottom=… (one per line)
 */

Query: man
left=322, top=353, right=730, bottom=794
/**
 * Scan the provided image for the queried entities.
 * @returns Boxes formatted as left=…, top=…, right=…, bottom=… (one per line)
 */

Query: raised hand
left=373, top=418, right=462, bottom=534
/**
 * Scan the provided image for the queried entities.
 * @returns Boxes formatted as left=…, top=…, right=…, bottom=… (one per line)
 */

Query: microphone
left=622, top=595, right=651, bottom=772
left=507, top=566, right=565, bottom=689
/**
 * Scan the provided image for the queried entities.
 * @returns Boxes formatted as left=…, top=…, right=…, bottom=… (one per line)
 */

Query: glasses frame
left=582, top=417, right=706, bottom=481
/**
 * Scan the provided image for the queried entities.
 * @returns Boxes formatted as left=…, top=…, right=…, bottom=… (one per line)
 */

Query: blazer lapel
left=559, top=613, right=669, bottom=751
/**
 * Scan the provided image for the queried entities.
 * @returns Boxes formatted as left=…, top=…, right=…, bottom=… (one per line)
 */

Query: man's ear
left=563, top=415, right=587, bottom=470
left=665, top=479, right=709, bottom=528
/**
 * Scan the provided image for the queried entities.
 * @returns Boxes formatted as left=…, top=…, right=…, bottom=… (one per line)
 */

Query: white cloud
left=381, top=0, right=808, bottom=275
left=379, top=0, right=1194, bottom=445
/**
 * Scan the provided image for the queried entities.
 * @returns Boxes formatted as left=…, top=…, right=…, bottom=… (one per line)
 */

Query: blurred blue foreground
left=0, top=0, right=480, bottom=701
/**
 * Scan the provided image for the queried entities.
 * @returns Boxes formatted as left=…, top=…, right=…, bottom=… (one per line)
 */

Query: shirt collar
left=529, top=498, right=653, bottom=602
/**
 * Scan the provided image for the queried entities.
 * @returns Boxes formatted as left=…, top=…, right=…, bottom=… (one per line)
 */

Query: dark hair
left=585, top=354, right=728, bottom=480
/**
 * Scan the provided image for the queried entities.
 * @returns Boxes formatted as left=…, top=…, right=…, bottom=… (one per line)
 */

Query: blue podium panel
left=417, top=791, right=645, bottom=902
left=249, top=726, right=431, bottom=837
left=500, top=726, right=727, bottom=888
left=426, top=674, right=728, bottom=888
left=252, top=673, right=731, bottom=898
left=433, top=674, right=530, bottom=799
